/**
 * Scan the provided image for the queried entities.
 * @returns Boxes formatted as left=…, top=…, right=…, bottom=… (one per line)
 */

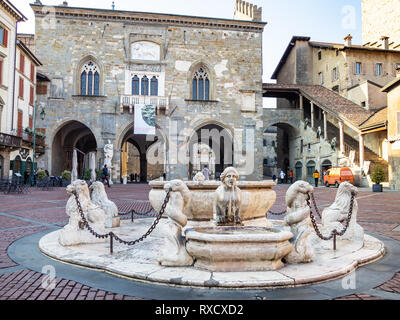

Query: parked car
left=323, top=167, right=354, bottom=188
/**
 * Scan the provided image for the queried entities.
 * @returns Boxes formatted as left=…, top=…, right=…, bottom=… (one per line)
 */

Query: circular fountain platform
left=39, top=218, right=385, bottom=289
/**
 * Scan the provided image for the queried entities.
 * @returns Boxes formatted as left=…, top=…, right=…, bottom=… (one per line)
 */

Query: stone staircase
left=325, top=122, right=389, bottom=182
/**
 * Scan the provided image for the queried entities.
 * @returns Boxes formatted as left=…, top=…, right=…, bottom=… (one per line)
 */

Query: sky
left=12, top=0, right=363, bottom=106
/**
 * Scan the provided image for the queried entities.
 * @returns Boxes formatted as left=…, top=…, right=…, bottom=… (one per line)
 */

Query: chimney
left=381, top=36, right=389, bottom=50
left=344, top=34, right=352, bottom=47
left=61, top=1, right=68, bottom=6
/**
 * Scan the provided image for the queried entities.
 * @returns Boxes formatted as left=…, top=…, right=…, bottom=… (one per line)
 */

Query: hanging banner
left=134, top=104, right=156, bottom=135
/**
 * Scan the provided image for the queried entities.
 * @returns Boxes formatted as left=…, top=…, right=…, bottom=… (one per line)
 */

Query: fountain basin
left=185, top=226, right=294, bottom=272
left=149, top=181, right=276, bottom=221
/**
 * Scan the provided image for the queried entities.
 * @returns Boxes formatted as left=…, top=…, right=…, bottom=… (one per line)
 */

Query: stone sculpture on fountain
left=59, top=180, right=107, bottom=246
left=158, top=180, right=194, bottom=267
left=321, top=181, right=363, bottom=242
left=213, top=167, right=242, bottom=226
left=90, top=181, right=120, bottom=228
left=284, top=181, right=315, bottom=263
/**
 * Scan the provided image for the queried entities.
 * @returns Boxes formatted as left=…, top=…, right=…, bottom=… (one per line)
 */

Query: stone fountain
left=183, top=167, right=293, bottom=272
left=38, top=168, right=386, bottom=290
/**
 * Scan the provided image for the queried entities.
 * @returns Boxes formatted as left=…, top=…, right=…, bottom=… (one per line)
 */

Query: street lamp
left=30, top=101, right=46, bottom=185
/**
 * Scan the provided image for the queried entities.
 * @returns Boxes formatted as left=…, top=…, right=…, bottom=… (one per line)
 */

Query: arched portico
left=51, top=120, right=98, bottom=177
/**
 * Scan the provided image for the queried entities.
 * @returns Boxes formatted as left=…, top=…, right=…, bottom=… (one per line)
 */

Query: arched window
left=132, top=75, right=139, bottom=95
left=141, top=76, right=149, bottom=96
left=150, top=76, right=158, bottom=96
left=192, top=68, right=210, bottom=101
left=80, top=71, right=87, bottom=95
left=80, top=61, right=100, bottom=96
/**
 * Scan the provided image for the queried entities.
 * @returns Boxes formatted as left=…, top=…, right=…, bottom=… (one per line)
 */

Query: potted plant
left=37, top=169, right=47, bottom=181
left=371, top=165, right=385, bottom=192
left=83, top=168, right=92, bottom=182
left=61, top=170, right=71, bottom=187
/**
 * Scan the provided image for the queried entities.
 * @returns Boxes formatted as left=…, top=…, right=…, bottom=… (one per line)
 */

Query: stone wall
left=362, top=0, right=400, bottom=49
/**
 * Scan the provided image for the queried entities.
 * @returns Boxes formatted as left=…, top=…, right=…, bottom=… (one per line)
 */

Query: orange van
left=323, top=167, right=354, bottom=188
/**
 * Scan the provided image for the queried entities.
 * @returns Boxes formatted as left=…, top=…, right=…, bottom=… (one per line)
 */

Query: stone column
left=299, top=95, right=303, bottom=111
left=310, top=102, right=314, bottom=128
left=339, top=120, right=345, bottom=154
left=323, top=111, right=328, bottom=140
left=359, top=133, right=365, bottom=168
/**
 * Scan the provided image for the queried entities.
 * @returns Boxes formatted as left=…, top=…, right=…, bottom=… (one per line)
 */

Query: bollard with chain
left=73, top=189, right=171, bottom=254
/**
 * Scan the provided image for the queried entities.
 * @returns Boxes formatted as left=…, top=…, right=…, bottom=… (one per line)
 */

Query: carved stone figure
left=104, top=142, right=114, bottom=185
left=284, top=181, right=315, bottom=263
left=90, top=181, right=120, bottom=228
left=317, top=126, right=322, bottom=139
left=193, top=172, right=205, bottom=182
left=321, top=182, right=363, bottom=241
left=213, top=167, right=242, bottom=226
left=304, top=117, right=310, bottom=129
left=59, top=180, right=107, bottom=246
left=331, top=137, right=337, bottom=151
left=158, top=180, right=194, bottom=267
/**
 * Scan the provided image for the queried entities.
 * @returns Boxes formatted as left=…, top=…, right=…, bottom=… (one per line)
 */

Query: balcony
left=120, top=95, right=169, bottom=114
left=21, top=132, right=46, bottom=152
left=0, top=132, right=22, bottom=150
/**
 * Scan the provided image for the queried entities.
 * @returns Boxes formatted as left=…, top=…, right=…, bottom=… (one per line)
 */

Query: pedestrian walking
left=202, top=165, right=210, bottom=181
left=313, top=169, right=320, bottom=187
left=101, top=164, right=111, bottom=188
left=272, top=174, right=277, bottom=183
left=279, top=170, right=285, bottom=184
left=289, top=169, right=294, bottom=184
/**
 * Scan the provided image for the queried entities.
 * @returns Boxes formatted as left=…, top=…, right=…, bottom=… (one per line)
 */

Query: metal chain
left=310, top=192, right=322, bottom=219
left=72, top=189, right=171, bottom=246
left=308, top=192, right=355, bottom=241
left=266, top=208, right=287, bottom=216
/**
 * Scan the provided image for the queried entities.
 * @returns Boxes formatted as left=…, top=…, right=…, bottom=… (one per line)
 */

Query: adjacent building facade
left=0, top=0, right=26, bottom=180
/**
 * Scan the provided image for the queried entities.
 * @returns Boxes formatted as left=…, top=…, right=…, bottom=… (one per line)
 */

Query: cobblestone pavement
left=0, top=183, right=399, bottom=300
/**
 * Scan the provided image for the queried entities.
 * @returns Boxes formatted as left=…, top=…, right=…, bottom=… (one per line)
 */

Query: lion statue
left=193, top=172, right=206, bottom=182
left=158, top=179, right=194, bottom=266
left=90, top=181, right=120, bottom=228
left=213, top=167, right=242, bottom=226
left=59, top=180, right=107, bottom=246
left=321, top=181, right=363, bottom=242
left=284, top=180, right=315, bottom=264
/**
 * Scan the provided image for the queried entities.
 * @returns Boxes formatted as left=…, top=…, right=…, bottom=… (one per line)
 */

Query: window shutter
left=19, top=77, right=23, bottom=98
left=31, top=64, right=34, bottom=82
left=3, top=29, right=8, bottom=48
left=30, top=86, right=34, bottom=105
left=352, top=62, right=355, bottom=75
left=0, top=60, right=3, bottom=85
left=29, top=116, right=33, bottom=129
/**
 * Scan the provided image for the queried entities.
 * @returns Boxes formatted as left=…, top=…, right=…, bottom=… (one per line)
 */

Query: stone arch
left=187, top=120, right=234, bottom=180
left=74, top=54, right=105, bottom=96
left=118, top=121, right=167, bottom=182
left=187, top=60, right=216, bottom=101
left=51, top=120, right=98, bottom=177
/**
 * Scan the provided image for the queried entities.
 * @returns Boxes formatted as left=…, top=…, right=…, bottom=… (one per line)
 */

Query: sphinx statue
left=158, top=180, right=194, bottom=267
left=321, top=181, right=363, bottom=242
left=284, top=181, right=315, bottom=263
left=59, top=180, right=107, bottom=246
